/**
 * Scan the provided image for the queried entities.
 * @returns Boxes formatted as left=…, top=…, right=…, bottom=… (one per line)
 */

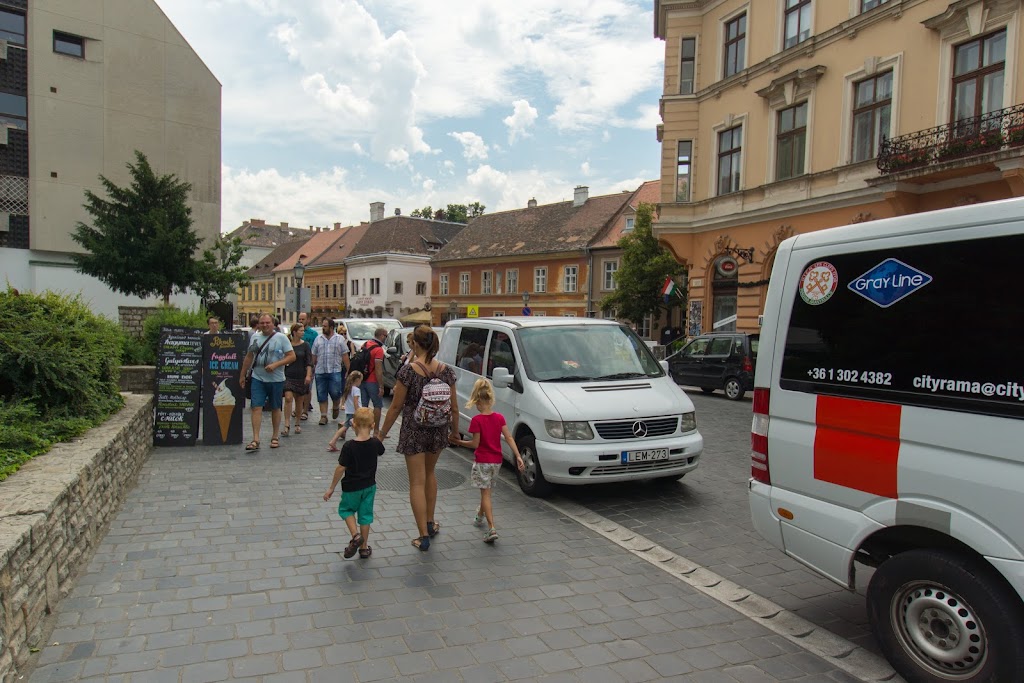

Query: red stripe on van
left=813, top=396, right=901, bottom=498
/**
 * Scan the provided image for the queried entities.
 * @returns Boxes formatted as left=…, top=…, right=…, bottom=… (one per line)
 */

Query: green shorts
left=338, top=484, right=376, bottom=525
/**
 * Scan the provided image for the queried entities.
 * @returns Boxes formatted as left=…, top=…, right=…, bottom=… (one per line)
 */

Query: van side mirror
left=387, top=346, right=398, bottom=356
left=492, top=367, right=513, bottom=388
left=660, top=360, right=670, bottom=374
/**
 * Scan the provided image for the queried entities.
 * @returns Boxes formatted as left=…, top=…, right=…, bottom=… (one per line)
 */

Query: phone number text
left=805, top=368, right=893, bottom=385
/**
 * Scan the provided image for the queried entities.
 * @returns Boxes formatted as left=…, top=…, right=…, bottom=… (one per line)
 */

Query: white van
left=749, top=197, right=1024, bottom=682
left=438, top=317, right=702, bottom=496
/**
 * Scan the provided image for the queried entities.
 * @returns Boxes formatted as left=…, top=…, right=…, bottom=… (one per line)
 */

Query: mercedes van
left=439, top=317, right=703, bottom=496
left=749, top=197, right=1024, bottom=682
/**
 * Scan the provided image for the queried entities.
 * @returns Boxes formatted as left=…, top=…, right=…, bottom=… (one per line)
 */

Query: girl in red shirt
left=450, top=378, right=525, bottom=542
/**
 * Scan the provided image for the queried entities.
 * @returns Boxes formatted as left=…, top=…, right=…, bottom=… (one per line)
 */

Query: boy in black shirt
left=323, top=407, right=384, bottom=558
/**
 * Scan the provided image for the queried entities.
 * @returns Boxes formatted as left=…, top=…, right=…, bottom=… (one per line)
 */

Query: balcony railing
left=877, top=103, right=1024, bottom=174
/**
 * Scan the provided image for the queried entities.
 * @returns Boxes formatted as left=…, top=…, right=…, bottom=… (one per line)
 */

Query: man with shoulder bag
left=239, top=314, right=296, bottom=452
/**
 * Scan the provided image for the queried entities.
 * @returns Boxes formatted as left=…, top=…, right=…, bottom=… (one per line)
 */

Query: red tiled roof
left=590, top=180, right=660, bottom=249
left=246, top=239, right=307, bottom=278
left=349, top=216, right=465, bottom=258
left=273, top=229, right=345, bottom=273
left=306, top=223, right=372, bottom=268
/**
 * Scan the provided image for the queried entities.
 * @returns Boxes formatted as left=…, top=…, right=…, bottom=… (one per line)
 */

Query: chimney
left=394, top=208, right=401, bottom=215
left=249, top=218, right=265, bottom=226
left=527, top=198, right=537, bottom=208
left=280, top=221, right=288, bottom=228
left=370, top=202, right=385, bottom=222
left=573, top=186, right=588, bottom=207
left=334, top=222, right=341, bottom=230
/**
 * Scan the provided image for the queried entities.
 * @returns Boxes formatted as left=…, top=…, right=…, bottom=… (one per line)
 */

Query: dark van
left=667, top=332, right=758, bottom=400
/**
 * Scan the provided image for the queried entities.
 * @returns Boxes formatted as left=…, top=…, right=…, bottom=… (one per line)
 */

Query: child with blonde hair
left=327, top=371, right=363, bottom=452
left=449, top=378, right=524, bottom=543
left=323, top=407, right=383, bottom=559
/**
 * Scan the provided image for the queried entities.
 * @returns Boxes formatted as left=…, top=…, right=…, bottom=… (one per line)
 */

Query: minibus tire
left=866, top=549, right=1024, bottom=683
left=515, top=434, right=553, bottom=498
left=724, top=377, right=745, bottom=401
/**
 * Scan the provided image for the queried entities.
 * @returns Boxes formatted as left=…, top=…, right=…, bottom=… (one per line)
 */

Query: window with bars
left=776, top=102, right=808, bottom=180
left=723, top=13, right=746, bottom=78
left=852, top=71, right=892, bottom=162
left=717, top=126, right=743, bottom=195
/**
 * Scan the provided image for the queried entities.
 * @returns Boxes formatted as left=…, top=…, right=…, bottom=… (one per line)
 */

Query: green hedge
left=0, top=287, right=125, bottom=480
left=139, top=305, right=211, bottom=365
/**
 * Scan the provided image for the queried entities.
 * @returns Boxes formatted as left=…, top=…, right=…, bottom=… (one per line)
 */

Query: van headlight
left=545, top=420, right=594, bottom=440
left=680, top=412, right=697, bottom=433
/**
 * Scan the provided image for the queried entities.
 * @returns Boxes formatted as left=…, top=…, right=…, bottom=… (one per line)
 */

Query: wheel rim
left=725, top=379, right=741, bottom=399
left=890, top=580, right=987, bottom=679
left=520, top=443, right=538, bottom=488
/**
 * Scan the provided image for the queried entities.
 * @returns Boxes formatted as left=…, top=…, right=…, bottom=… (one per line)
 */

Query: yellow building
left=654, top=0, right=1024, bottom=335
left=237, top=239, right=305, bottom=325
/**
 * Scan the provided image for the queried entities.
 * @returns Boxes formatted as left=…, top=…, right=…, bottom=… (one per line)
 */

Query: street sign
left=467, top=305, right=479, bottom=318
left=284, top=287, right=311, bottom=312
left=522, top=306, right=531, bottom=316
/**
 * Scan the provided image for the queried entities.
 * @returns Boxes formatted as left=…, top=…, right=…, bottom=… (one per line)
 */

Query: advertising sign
left=201, top=333, right=245, bottom=445
left=154, top=327, right=204, bottom=447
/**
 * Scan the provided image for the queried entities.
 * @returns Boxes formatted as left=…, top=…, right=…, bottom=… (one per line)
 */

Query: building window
left=776, top=102, right=808, bottom=180
left=351, top=279, right=359, bottom=296
left=534, top=267, right=547, bottom=293
left=277, top=278, right=281, bottom=295
left=852, top=71, right=892, bottom=162
left=0, top=9, right=25, bottom=46
left=676, top=141, right=692, bottom=202
left=680, top=37, right=696, bottom=94
left=723, top=13, right=746, bottom=78
left=0, top=91, right=27, bottom=130
left=506, top=269, right=518, bottom=295
left=481, top=271, right=492, bottom=295
left=951, top=30, right=1005, bottom=123
left=603, top=261, right=618, bottom=290
left=639, top=315, right=653, bottom=339
left=370, top=278, right=380, bottom=295
left=861, top=0, right=889, bottom=12
left=459, top=272, right=470, bottom=295
left=717, top=126, right=743, bottom=195
left=53, top=32, right=85, bottom=58
left=315, top=285, right=320, bottom=298
left=440, top=274, right=449, bottom=296
left=339, top=283, right=345, bottom=298
left=783, top=0, right=811, bottom=50
left=563, top=266, right=578, bottom=293
left=394, top=281, right=403, bottom=295
left=624, top=217, right=634, bottom=231
left=416, top=281, right=426, bottom=296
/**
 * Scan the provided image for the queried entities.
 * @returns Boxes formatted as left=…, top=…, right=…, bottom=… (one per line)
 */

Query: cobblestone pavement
left=556, top=391, right=876, bottom=654
left=26, top=402, right=867, bottom=683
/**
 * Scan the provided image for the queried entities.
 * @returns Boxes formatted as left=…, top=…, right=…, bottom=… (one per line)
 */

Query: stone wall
left=0, top=394, right=153, bottom=681
left=119, top=366, right=156, bottom=394
left=117, top=306, right=161, bottom=337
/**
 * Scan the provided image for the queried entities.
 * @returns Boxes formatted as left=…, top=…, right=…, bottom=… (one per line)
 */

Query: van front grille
left=594, top=416, right=679, bottom=440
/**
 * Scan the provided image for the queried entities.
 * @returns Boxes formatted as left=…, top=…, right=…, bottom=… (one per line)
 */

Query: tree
left=192, top=236, right=251, bottom=305
left=71, top=151, right=199, bottom=306
left=410, top=202, right=485, bottom=223
left=599, top=203, right=686, bottom=327
left=410, top=206, right=433, bottom=218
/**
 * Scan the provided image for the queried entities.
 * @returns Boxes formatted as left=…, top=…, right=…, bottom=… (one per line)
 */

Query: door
left=671, top=337, right=710, bottom=386
left=701, top=336, right=736, bottom=386
left=485, top=330, right=520, bottom=461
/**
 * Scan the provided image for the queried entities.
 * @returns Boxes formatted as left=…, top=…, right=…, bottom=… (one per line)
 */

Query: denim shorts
left=338, top=484, right=376, bottom=525
left=315, top=371, right=344, bottom=403
left=250, top=378, right=284, bottom=411
left=361, top=381, right=382, bottom=409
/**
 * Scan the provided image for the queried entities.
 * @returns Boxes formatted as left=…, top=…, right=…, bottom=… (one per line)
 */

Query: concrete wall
left=0, top=394, right=154, bottom=681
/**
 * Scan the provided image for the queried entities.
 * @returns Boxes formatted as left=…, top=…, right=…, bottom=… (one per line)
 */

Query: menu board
left=201, top=333, right=245, bottom=445
left=153, top=327, right=204, bottom=447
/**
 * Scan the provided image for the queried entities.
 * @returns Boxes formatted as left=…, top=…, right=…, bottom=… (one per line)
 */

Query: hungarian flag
left=661, top=277, right=678, bottom=303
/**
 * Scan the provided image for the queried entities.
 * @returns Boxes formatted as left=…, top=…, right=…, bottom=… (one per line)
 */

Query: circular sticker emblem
left=799, top=261, right=838, bottom=305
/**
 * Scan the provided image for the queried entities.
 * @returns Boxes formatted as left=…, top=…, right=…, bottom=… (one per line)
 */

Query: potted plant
left=1008, top=124, right=1024, bottom=148
left=937, top=129, right=1003, bottom=160
left=889, top=148, right=930, bottom=171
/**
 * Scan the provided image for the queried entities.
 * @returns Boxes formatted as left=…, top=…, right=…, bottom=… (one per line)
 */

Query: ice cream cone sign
left=212, top=380, right=236, bottom=443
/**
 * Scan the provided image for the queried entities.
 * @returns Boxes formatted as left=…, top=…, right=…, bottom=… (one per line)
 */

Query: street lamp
left=522, top=290, right=531, bottom=316
left=293, top=258, right=306, bottom=317
left=448, top=300, right=458, bottom=322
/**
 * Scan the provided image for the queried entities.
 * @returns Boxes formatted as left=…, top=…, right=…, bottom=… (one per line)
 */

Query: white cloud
left=503, top=99, right=538, bottom=144
left=449, top=131, right=489, bottom=161
left=581, top=161, right=592, bottom=177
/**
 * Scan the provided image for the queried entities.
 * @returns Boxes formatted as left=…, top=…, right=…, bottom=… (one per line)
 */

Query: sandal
left=327, top=444, right=339, bottom=452
left=319, top=416, right=328, bottom=426
left=281, top=426, right=290, bottom=437
left=245, top=440, right=260, bottom=451
left=300, top=413, right=309, bottom=421
left=270, top=438, right=280, bottom=448
left=344, top=533, right=363, bottom=559
left=294, top=425, right=302, bottom=434
left=427, top=521, right=441, bottom=538
left=359, top=546, right=372, bottom=559
left=411, top=536, right=430, bottom=551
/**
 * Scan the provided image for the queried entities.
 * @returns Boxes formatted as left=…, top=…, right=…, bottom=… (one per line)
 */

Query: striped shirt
left=311, top=333, right=349, bottom=374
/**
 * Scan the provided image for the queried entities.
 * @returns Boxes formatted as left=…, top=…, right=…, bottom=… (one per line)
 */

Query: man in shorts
left=361, top=327, right=388, bottom=439
left=310, top=319, right=349, bottom=425
left=239, top=314, right=295, bottom=451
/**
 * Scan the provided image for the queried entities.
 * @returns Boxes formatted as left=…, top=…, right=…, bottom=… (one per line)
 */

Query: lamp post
left=448, top=300, right=458, bottom=323
left=293, top=258, right=306, bottom=318
left=521, top=290, right=531, bottom=316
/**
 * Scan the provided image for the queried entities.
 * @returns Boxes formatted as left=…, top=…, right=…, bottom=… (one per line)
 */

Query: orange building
left=305, top=222, right=371, bottom=321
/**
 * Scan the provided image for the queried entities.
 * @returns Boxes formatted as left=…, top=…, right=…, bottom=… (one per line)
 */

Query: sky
left=153, top=0, right=664, bottom=234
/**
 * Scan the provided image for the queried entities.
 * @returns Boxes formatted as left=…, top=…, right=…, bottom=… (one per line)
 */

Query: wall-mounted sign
left=353, top=297, right=375, bottom=306
left=467, top=305, right=479, bottom=318
left=716, top=256, right=739, bottom=277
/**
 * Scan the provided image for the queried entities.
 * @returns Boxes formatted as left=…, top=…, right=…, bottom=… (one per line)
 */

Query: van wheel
left=723, top=377, right=745, bottom=400
left=867, top=549, right=1024, bottom=683
left=515, top=434, right=554, bottom=498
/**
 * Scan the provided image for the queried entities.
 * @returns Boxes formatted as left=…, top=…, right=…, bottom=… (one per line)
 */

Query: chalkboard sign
left=201, top=333, right=245, bottom=445
left=154, top=327, right=204, bottom=446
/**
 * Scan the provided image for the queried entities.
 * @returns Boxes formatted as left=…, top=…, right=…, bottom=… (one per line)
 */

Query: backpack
left=349, top=339, right=380, bottom=376
left=412, top=362, right=452, bottom=428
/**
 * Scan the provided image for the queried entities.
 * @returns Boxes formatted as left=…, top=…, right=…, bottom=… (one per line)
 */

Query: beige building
left=0, top=0, right=221, bottom=319
left=654, top=0, right=1024, bottom=335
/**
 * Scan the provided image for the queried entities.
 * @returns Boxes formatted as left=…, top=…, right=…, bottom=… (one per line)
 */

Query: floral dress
left=395, top=362, right=456, bottom=456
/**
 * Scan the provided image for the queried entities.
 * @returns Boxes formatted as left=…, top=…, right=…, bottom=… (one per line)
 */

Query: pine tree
left=71, top=151, right=199, bottom=306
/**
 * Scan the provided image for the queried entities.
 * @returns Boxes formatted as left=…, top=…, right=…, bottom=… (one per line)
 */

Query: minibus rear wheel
left=515, top=433, right=554, bottom=498
left=867, top=549, right=1024, bottom=683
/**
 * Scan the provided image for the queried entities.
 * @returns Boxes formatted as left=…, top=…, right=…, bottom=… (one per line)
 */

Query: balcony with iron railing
left=877, top=103, right=1024, bottom=175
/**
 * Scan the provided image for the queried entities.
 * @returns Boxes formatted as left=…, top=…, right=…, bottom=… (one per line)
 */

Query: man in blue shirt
left=240, top=314, right=296, bottom=451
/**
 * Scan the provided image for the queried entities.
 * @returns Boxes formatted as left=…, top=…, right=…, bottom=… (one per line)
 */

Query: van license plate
left=622, top=448, right=669, bottom=464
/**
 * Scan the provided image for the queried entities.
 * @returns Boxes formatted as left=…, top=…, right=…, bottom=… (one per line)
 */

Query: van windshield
left=344, top=320, right=400, bottom=340
left=518, top=325, right=663, bottom=381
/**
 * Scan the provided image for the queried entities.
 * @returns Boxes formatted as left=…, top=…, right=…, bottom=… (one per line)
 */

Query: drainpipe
left=584, top=245, right=593, bottom=317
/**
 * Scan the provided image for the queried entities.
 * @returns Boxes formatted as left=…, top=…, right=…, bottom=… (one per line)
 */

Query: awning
left=400, top=309, right=432, bottom=324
